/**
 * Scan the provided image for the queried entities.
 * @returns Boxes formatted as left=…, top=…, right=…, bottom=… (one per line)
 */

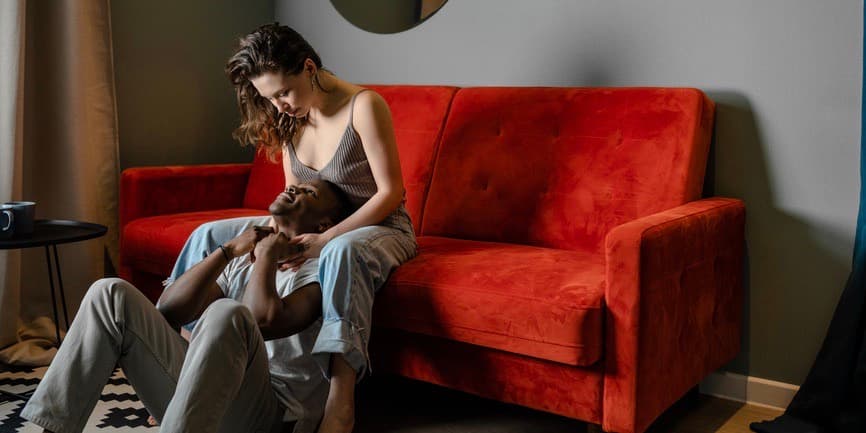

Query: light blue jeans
left=167, top=215, right=273, bottom=287
left=167, top=214, right=418, bottom=380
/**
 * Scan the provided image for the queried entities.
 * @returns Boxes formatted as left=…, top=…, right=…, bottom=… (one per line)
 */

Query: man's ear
left=316, top=218, right=334, bottom=234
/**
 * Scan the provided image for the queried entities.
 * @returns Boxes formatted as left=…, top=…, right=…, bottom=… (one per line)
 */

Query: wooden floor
left=645, top=394, right=782, bottom=433
left=353, top=375, right=782, bottom=433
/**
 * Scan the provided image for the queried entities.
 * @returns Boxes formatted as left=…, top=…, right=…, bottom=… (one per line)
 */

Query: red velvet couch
left=119, top=85, right=745, bottom=433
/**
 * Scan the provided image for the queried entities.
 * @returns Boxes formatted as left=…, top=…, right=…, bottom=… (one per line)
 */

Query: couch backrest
left=364, top=85, right=458, bottom=233
left=243, top=85, right=458, bottom=236
left=243, top=148, right=285, bottom=210
left=420, top=87, right=715, bottom=253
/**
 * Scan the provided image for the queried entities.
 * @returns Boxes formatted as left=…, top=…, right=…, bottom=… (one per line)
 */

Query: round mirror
left=331, top=0, right=448, bottom=34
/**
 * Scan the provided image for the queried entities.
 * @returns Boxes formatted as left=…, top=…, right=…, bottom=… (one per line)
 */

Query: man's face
left=268, top=179, right=339, bottom=233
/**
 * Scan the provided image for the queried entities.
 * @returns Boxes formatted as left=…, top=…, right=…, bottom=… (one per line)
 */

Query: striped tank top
left=286, top=89, right=413, bottom=233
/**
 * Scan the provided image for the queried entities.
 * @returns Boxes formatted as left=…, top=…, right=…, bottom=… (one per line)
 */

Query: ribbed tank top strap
left=346, top=88, right=370, bottom=127
left=288, top=88, right=371, bottom=179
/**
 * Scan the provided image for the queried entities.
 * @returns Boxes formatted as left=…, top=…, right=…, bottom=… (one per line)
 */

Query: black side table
left=0, top=219, right=107, bottom=346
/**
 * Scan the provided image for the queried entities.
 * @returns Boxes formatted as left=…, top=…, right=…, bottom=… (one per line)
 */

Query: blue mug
left=2, top=201, right=36, bottom=237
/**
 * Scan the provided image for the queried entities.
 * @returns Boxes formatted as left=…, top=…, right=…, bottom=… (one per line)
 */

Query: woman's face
left=250, top=65, right=314, bottom=118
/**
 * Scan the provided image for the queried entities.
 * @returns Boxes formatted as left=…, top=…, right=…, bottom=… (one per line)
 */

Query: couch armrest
left=602, top=197, right=745, bottom=433
left=120, top=164, right=252, bottom=229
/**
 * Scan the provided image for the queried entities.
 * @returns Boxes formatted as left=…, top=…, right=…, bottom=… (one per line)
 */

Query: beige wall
left=112, top=0, right=274, bottom=169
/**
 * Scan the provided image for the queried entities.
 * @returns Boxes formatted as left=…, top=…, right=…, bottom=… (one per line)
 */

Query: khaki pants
left=21, top=278, right=289, bottom=433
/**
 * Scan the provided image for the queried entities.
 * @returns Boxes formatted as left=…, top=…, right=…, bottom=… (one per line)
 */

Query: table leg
left=52, top=244, right=70, bottom=330
left=43, top=246, right=62, bottom=346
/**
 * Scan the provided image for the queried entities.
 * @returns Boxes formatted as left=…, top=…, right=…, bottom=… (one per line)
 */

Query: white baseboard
left=699, top=371, right=799, bottom=410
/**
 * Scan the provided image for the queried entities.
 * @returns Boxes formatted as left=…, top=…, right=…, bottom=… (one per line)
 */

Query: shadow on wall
left=703, top=91, right=850, bottom=382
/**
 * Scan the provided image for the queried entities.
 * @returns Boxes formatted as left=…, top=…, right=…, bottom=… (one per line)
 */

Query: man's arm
left=244, top=233, right=323, bottom=340
left=249, top=234, right=354, bottom=433
left=156, top=249, right=227, bottom=330
left=157, top=225, right=273, bottom=330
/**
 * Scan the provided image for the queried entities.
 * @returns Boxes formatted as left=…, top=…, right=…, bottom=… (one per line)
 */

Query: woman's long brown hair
left=225, top=23, right=324, bottom=160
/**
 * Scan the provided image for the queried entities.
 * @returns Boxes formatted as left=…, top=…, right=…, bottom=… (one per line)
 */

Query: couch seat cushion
left=122, top=209, right=270, bottom=276
left=375, top=236, right=605, bottom=366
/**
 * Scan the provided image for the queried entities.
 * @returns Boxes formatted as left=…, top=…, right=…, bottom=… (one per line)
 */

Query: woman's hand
left=222, top=225, right=274, bottom=261
left=278, top=232, right=331, bottom=271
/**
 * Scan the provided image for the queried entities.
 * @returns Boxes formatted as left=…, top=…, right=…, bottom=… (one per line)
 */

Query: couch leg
left=586, top=423, right=605, bottom=433
left=583, top=387, right=700, bottom=433
left=679, top=385, right=702, bottom=410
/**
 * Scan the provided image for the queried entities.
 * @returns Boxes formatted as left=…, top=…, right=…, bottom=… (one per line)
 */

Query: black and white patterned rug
left=0, top=365, right=154, bottom=432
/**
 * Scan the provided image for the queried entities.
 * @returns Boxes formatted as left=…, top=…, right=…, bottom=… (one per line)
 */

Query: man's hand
left=254, top=231, right=306, bottom=266
left=222, top=225, right=274, bottom=262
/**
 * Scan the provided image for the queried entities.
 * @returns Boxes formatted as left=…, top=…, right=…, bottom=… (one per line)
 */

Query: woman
left=168, top=23, right=417, bottom=433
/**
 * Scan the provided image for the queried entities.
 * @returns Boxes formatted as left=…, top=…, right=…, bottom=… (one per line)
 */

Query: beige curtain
left=0, top=0, right=26, bottom=360
left=0, top=0, right=120, bottom=366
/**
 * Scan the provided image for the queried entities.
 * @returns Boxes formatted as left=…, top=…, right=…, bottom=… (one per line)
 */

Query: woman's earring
left=310, top=74, right=315, bottom=92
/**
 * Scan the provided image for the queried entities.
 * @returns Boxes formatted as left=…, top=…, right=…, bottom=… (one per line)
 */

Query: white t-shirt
left=216, top=255, right=327, bottom=433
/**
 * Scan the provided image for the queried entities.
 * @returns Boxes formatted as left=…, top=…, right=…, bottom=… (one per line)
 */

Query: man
left=22, top=179, right=351, bottom=433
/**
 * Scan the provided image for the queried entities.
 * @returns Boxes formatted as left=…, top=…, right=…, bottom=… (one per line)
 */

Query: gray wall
left=112, top=0, right=274, bottom=169
left=277, top=0, right=863, bottom=385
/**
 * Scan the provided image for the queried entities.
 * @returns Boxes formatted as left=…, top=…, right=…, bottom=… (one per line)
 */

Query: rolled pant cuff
left=311, top=319, right=370, bottom=383
left=21, top=405, right=80, bottom=433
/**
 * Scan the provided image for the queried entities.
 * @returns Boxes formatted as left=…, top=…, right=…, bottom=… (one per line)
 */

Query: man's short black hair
left=321, top=180, right=353, bottom=224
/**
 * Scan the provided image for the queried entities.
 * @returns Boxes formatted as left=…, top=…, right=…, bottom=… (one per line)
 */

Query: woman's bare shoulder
left=352, top=89, right=391, bottom=123
left=351, top=89, right=396, bottom=158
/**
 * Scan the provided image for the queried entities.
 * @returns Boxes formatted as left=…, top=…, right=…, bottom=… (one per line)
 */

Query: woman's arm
left=324, top=90, right=404, bottom=240
left=280, top=90, right=404, bottom=266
